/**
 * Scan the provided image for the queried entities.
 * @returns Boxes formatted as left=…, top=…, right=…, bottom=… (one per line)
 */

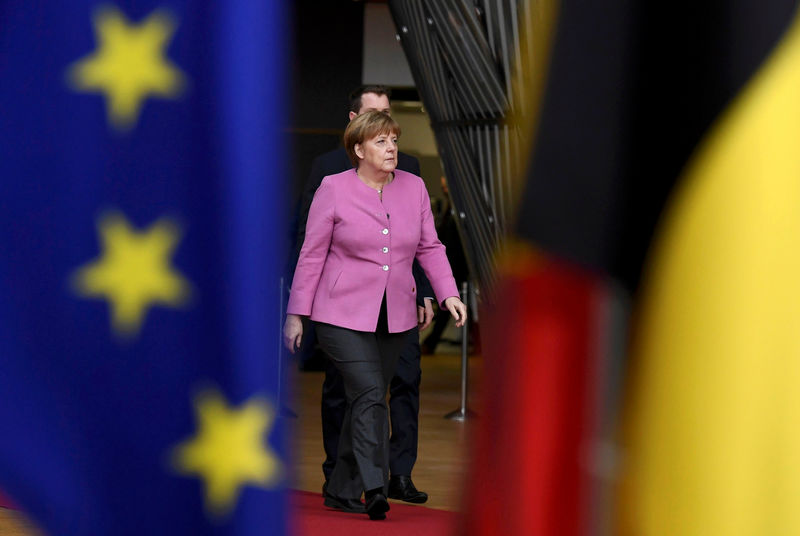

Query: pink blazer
left=287, top=168, right=459, bottom=333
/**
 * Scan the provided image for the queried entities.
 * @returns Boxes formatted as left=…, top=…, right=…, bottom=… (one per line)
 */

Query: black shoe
left=324, top=493, right=366, bottom=514
left=388, top=475, right=428, bottom=504
left=365, top=492, right=389, bottom=520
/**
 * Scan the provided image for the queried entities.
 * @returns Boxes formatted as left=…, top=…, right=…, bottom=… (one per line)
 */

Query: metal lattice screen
left=388, top=0, right=536, bottom=289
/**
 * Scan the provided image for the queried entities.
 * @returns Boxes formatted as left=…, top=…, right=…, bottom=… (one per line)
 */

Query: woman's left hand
left=443, top=296, right=467, bottom=327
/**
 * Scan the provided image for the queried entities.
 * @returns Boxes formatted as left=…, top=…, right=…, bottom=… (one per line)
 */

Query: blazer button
left=382, top=247, right=389, bottom=253
left=382, top=228, right=389, bottom=235
left=382, top=265, right=389, bottom=271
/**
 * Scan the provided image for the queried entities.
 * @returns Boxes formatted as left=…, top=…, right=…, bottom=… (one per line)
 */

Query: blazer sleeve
left=293, top=154, right=327, bottom=269
left=414, top=180, right=459, bottom=306
left=405, top=156, right=429, bottom=305
left=287, top=177, right=335, bottom=316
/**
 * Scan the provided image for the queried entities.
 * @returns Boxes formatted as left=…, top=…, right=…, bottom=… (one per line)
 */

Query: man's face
left=349, top=92, right=391, bottom=120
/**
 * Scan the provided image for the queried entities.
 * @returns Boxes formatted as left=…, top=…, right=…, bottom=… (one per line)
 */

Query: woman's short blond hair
left=343, top=111, right=401, bottom=167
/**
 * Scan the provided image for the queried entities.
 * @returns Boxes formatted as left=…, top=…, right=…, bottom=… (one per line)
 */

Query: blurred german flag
left=463, top=2, right=800, bottom=535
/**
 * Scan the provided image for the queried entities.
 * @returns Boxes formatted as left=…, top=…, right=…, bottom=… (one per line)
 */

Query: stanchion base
left=444, top=408, right=476, bottom=421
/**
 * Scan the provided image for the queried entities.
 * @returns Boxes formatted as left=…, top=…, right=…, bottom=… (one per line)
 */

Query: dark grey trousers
left=321, top=326, right=421, bottom=480
left=314, top=304, right=409, bottom=499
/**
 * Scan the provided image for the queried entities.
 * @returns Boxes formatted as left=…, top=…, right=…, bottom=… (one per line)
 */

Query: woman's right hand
left=283, top=314, right=303, bottom=353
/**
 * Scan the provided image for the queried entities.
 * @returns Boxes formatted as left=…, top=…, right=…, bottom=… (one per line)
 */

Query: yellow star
left=66, top=5, right=186, bottom=130
left=72, top=211, right=190, bottom=337
left=171, top=389, right=282, bottom=517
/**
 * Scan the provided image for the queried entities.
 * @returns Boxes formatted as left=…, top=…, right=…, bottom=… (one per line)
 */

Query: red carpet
left=0, top=489, right=456, bottom=534
left=290, top=490, right=458, bottom=536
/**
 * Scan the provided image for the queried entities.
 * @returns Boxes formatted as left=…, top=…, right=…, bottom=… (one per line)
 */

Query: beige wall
left=362, top=3, right=444, bottom=200
left=392, top=109, right=444, bottom=199
left=363, top=4, right=415, bottom=86
left=392, top=110, right=437, bottom=156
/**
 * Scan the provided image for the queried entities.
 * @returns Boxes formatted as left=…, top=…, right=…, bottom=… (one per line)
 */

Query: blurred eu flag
left=0, top=1, right=290, bottom=534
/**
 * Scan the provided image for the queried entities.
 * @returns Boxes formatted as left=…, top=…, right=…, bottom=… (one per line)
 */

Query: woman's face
left=355, top=131, right=398, bottom=174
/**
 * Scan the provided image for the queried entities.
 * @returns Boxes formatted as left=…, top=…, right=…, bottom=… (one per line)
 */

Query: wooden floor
left=0, top=343, right=481, bottom=533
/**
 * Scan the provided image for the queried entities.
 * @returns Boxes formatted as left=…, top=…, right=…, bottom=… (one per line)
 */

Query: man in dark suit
left=293, top=85, right=432, bottom=506
left=422, top=176, right=471, bottom=354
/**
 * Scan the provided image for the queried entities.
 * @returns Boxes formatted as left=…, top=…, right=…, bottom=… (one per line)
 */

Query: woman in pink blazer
left=284, top=111, right=466, bottom=520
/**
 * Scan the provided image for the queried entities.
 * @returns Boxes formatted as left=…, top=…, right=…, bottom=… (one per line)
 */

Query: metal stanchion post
left=277, top=276, right=296, bottom=418
left=444, top=280, right=475, bottom=421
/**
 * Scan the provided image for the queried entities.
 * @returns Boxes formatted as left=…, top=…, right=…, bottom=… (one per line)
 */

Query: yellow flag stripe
left=620, top=9, right=800, bottom=536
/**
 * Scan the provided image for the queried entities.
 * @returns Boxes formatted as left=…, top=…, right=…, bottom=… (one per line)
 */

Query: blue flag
left=0, top=1, right=289, bottom=534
